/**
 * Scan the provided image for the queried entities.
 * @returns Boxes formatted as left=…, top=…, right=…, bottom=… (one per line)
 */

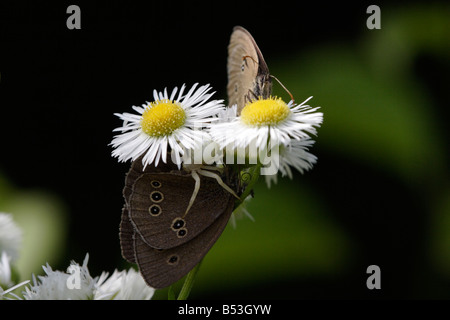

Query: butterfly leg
left=183, top=170, right=201, bottom=218
left=244, top=90, right=258, bottom=106
left=197, top=169, right=240, bottom=200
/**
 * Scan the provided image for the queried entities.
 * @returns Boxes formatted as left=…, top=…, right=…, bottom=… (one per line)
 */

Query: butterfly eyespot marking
left=171, top=218, right=185, bottom=230
left=177, top=228, right=187, bottom=238
left=151, top=180, right=161, bottom=188
left=241, top=64, right=245, bottom=72
left=234, top=84, right=238, bottom=92
left=167, top=255, right=179, bottom=265
left=150, top=191, right=164, bottom=203
left=149, top=204, right=162, bottom=216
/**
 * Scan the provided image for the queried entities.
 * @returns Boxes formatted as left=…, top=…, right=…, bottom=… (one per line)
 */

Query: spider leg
left=183, top=170, right=201, bottom=218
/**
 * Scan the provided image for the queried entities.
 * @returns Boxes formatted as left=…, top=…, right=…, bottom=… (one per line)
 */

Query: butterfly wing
left=119, top=160, right=144, bottom=263
left=119, top=157, right=239, bottom=288
left=128, top=172, right=232, bottom=249
left=227, top=26, right=259, bottom=113
left=227, top=26, right=272, bottom=114
left=133, top=195, right=234, bottom=289
left=120, top=157, right=180, bottom=261
left=119, top=207, right=136, bottom=263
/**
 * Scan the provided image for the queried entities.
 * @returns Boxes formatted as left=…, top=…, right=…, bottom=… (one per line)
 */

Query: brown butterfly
left=227, top=26, right=273, bottom=114
left=119, top=157, right=239, bottom=289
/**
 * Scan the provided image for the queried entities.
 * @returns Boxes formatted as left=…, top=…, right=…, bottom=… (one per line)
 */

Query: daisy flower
left=0, top=213, right=22, bottom=263
left=111, top=83, right=224, bottom=168
left=0, top=252, right=29, bottom=300
left=22, top=254, right=97, bottom=300
left=0, top=252, right=14, bottom=291
left=210, top=96, right=323, bottom=153
left=95, top=268, right=154, bottom=300
left=264, top=138, right=318, bottom=188
left=21, top=254, right=154, bottom=300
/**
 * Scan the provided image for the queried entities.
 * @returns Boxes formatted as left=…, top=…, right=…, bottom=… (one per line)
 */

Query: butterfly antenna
left=270, top=75, right=294, bottom=103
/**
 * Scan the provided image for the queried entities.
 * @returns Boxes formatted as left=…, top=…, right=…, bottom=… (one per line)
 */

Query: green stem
left=167, top=285, right=176, bottom=300
left=177, top=259, right=203, bottom=300
left=238, top=163, right=262, bottom=203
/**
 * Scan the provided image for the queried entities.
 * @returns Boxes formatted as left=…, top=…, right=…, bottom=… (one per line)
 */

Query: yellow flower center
left=240, top=96, right=291, bottom=126
left=141, top=100, right=186, bottom=137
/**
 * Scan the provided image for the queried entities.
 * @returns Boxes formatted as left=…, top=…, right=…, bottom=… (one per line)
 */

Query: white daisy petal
left=177, top=83, right=186, bottom=101
left=264, top=138, right=318, bottom=188
left=169, top=86, right=178, bottom=101
left=153, top=89, right=159, bottom=102
left=161, top=137, right=168, bottom=163
left=142, top=140, right=161, bottom=169
left=182, top=83, right=199, bottom=104
left=95, top=268, right=154, bottom=300
left=0, top=213, right=22, bottom=264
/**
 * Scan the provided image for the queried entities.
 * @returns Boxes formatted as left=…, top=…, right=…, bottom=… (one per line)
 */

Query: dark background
left=0, top=1, right=449, bottom=299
